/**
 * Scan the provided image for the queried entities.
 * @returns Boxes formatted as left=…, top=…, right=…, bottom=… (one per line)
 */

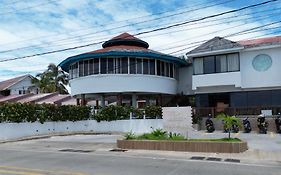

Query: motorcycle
left=275, top=113, right=281, bottom=134
left=232, top=119, right=239, bottom=133
left=205, top=114, right=215, bottom=133
left=257, top=115, right=268, bottom=134
left=243, top=117, right=252, bottom=133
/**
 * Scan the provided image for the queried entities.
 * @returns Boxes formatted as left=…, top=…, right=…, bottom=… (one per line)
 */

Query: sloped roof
left=238, top=35, right=281, bottom=48
left=187, top=37, right=244, bottom=55
left=111, top=32, right=141, bottom=40
left=0, top=75, right=33, bottom=91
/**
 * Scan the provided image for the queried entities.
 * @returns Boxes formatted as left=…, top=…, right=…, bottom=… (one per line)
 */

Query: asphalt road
left=0, top=135, right=279, bottom=175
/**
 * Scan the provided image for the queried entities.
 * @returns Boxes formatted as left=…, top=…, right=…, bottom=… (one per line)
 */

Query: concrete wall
left=70, top=74, right=177, bottom=96
left=0, top=119, right=163, bottom=141
left=240, top=47, right=281, bottom=89
left=177, top=66, right=194, bottom=95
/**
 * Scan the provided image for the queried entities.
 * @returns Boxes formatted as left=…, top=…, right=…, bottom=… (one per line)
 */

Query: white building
left=59, top=33, right=188, bottom=107
left=185, top=36, right=281, bottom=110
left=0, top=75, right=39, bottom=96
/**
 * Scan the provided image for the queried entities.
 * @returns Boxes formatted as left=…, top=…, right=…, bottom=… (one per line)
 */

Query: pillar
left=95, top=100, right=99, bottom=109
left=117, top=93, right=122, bottom=106
left=101, top=95, right=105, bottom=108
left=81, top=94, right=86, bottom=106
left=132, top=93, right=137, bottom=108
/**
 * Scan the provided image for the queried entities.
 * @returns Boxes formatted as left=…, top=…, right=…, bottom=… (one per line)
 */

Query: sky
left=0, top=0, right=280, bottom=81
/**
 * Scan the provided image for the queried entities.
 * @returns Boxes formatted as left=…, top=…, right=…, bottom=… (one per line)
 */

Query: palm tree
left=32, top=63, right=69, bottom=94
left=216, top=113, right=240, bottom=139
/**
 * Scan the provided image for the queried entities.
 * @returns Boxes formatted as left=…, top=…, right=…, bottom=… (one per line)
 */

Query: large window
left=194, top=53, right=239, bottom=75
left=69, top=57, right=176, bottom=79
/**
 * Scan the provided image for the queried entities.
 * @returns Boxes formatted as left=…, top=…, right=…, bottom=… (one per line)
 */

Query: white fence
left=0, top=119, right=163, bottom=141
left=0, top=106, right=192, bottom=141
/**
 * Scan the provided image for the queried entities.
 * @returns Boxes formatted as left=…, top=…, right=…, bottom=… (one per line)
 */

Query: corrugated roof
left=0, top=75, right=32, bottom=91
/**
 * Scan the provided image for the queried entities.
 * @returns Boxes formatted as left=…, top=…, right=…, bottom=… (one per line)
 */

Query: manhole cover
left=190, top=156, right=205, bottom=160
left=206, top=157, right=222, bottom=161
left=224, top=158, right=240, bottom=163
left=59, top=149, right=94, bottom=153
left=109, top=148, right=128, bottom=152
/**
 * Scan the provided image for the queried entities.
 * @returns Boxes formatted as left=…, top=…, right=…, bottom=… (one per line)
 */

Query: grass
left=124, top=129, right=242, bottom=142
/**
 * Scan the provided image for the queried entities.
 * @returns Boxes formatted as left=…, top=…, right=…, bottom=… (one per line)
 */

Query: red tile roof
left=0, top=75, right=32, bottom=91
left=238, top=36, right=281, bottom=48
left=111, top=32, right=140, bottom=40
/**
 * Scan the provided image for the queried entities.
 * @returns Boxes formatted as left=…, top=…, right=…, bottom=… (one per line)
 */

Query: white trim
left=186, top=47, right=244, bottom=57
left=243, top=44, right=281, bottom=51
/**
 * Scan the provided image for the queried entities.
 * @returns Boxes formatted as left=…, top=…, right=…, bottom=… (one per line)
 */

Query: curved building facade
left=59, top=33, right=187, bottom=107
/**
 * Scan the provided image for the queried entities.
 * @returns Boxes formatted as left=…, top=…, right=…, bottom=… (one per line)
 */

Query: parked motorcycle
left=257, top=115, right=268, bottom=134
left=243, top=117, right=252, bottom=133
left=275, top=113, right=281, bottom=134
left=232, top=119, right=239, bottom=133
left=205, top=114, right=215, bottom=133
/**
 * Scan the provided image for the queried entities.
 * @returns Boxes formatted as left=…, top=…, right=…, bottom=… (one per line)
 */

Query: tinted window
left=100, top=58, right=107, bottom=74
left=143, top=59, right=149, bottom=74
left=107, top=58, right=114, bottom=74
left=94, top=59, right=99, bottom=74
left=149, top=60, right=155, bottom=75
left=121, top=57, right=128, bottom=74
left=203, top=56, right=215, bottom=74
left=130, top=58, right=136, bottom=74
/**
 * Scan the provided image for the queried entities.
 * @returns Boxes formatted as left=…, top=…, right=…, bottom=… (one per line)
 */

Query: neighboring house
left=59, top=32, right=188, bottom=107
left=185, top=36, right=281, bottom=110
left=0, top=75, right=39, bottom=96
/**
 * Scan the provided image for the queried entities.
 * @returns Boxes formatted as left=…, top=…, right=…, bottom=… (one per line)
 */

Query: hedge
left=93, top=105, right=162, bottom=122
left=0, top=103, right=91, bottom=124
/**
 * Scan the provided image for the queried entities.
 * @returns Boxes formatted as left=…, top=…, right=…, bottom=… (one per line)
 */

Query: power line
left=0, top=0, right=278, bottom=63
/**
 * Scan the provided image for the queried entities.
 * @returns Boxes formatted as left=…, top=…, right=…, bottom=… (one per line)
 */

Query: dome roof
left=59, top=33, right=188, bottom=72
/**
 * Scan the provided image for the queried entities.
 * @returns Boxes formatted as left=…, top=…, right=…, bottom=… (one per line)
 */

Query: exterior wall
left=192, top=72, right=241, bottom=90
left=240, top=47, right=281, bottom=89
left=70, top=74, right=177, bottom=96
left=0, top=119, right=163, bottom=141
left=177, top=66, right=194, bottom=95
left=9, top=77, right=37, bottom=95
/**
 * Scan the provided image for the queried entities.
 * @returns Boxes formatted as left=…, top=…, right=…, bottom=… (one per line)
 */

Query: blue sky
left=0, top=0, right=280, bottom=81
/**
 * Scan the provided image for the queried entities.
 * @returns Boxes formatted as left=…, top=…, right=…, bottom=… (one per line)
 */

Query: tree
left=32, top=63, right=69, bottom=94
left=216, top=113, right=240, bottom=139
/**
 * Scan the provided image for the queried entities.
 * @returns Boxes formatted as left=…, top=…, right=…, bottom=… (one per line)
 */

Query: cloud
left=0, top=0, right=279, bottom=80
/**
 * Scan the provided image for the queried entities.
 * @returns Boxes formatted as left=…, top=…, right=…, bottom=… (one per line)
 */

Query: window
left=157, top=60, right=161, bottom=76
left=79, top=61, right=84, bottom=77
left=100, top=58, right=107, bottom=74
left=89, top=60, right=93, bottom=75
left=227, top=53, right=239, bottom=71
left=73, top=63, right=78, bottom=78
left=107, top=58, right=114, bottom=74
left=94, top=59, right=99, bottom=74
left=121, top=57, right=128, bottom=74
left=143, top=59, right=149, bottom=74
left=161, top=61, right=165, bottom=76
left=136, top=58, right=142, bottom=74
left=149, top=60, right=155, bottom=75
left=165, top=62, right=169, bottom=77
left=193, top=58, right=203, bottom=75
left=203, top=56, right=215, bottom=74
left=215, top=55, right=227, bottom=73
left=130, top=57, right=136, bottom=74
left=84, top=60, right=89, bottom=76
left=194, top=53, right=239, bottom=75
left=169, top=63, right=174, bottom=78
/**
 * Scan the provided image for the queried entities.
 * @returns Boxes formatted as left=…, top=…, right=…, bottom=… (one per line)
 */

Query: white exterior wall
left=240, top=47, right=281, bottom=89
left=70, top=74, right=177, bottom=96
left=192, top=72, right=241, bottom=90
left=9, top=77, right=35, bottom=95
left=190, top=46, right=281, bottom=93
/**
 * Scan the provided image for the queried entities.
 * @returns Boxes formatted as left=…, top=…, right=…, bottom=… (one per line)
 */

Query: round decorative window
left=252, top=54, right=272, bottom=72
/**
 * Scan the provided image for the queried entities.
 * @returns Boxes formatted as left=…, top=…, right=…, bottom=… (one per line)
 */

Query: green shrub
left=144, top=105, right=162, bottom=119
left=0, top=102, right=91, bottom=124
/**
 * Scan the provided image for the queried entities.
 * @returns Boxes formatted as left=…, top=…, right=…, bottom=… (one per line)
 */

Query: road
left=0, top=135, right=279, bottom=175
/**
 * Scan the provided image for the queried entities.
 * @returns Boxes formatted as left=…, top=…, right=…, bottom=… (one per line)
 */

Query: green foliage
left=0, top=103, right=91, bottom=123
left=125, top=128, right=186, bottom=141
left=144, top=105, right=162, bottom=119
left=216, top=113, right=241, bottom=139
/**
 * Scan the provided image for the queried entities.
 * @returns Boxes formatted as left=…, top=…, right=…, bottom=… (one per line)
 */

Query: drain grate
left=206, top=157, right=222, bottom=161
left=59, top=149, right=94, bottom=153
left=190, top=156, right=205, bottom=160
left=224, top=158, right=240, bottom=163
left=109, top=148, right=128, bottom=152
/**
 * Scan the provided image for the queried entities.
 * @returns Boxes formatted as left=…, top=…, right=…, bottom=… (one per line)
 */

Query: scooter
left=205, top=114, right=215, bottom=133
left=257, top=115, right=268, bottom=134
left=243, top=117, right=252, bottom=133
left=275, top=113, right=281, bottom=134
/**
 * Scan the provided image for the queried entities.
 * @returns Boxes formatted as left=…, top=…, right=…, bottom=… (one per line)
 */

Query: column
left=132, top=93, right=137, bottom=108
left=101, top=95, right=105, bottom=108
